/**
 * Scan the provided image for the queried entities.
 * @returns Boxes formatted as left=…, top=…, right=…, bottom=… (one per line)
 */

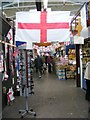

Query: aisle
left=2, top=71, right=88, bottom=118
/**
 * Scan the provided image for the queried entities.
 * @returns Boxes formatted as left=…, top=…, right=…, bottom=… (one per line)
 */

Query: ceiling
left=0, top=0, right=88, bottom=19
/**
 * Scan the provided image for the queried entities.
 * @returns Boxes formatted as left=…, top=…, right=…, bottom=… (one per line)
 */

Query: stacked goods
left=56, top=69, right=66, bottom=80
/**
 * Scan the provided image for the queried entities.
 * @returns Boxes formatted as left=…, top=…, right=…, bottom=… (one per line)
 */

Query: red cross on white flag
left=15, top=11, right=70, bottom=49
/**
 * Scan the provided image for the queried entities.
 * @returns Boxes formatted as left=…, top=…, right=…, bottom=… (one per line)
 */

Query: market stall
left=55, top=43, right=76, bottom=80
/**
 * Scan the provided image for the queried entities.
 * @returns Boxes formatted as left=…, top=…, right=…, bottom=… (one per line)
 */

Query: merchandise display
left=18, top=49, right=36, bottom=118
left=82, top=41, right=90, bottom=90
left=55, top=44, right=76, bottom=80
left=66, top=65, right=76, bottom=79
left=55, top=57, right=68, bottom=80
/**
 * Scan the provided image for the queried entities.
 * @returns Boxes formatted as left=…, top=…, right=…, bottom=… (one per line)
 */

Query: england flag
left=15, top=11, right=70, bottom=49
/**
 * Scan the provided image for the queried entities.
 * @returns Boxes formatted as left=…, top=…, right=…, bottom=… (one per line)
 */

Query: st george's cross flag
left=15, top=11, right=70, bottom=49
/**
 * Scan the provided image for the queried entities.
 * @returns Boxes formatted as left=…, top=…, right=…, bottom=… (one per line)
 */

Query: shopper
left=35, top=55, right=43, bottom=78
left=41, top=55, right=47, bottom=73
left=45, top=55, right=48, bottom=67
left=47, top=55, right=52, bottom=73
left=84, top=60, right=90, bottom=114
left=34, top=56, right=38, bottom=72
left=51, top=56, right=55, bottom=73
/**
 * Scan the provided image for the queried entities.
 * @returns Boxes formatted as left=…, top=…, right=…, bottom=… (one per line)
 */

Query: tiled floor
left=2, top=70, right=88, bottom=118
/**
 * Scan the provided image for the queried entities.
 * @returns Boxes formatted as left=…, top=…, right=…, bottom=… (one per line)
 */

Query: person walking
left=47, top=55, right=52, bottom=73
left=34, top=56, right=38, bottom=72
left=41, top=55, right=47, bottom=73
left=35, top=55, right=43, bottom=78
left=84, top=60, right=90, bottom=118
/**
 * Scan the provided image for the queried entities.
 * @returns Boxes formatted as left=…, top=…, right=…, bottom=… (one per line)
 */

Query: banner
left=15, top=11, right=70, bottom=49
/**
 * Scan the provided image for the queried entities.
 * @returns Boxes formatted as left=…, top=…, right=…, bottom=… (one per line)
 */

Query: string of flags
left=33, top=41, right=71, bottom=52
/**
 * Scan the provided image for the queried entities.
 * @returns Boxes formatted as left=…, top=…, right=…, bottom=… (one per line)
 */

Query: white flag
left=81, top=3, right=87, bottom=28
left=15, top=11, right=70, bottom=49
